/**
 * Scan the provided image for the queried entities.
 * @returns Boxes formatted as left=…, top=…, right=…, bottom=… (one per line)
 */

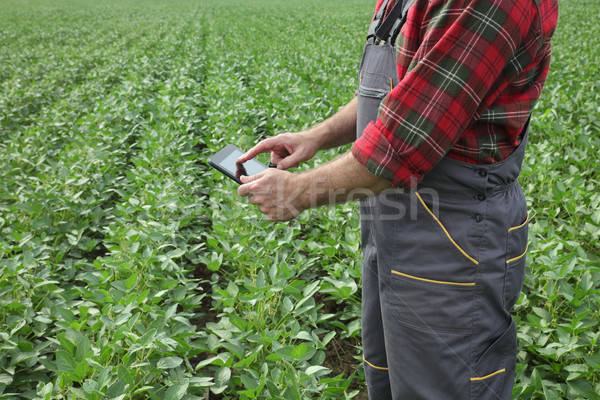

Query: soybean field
left=0, top=0, right=598, bottom=399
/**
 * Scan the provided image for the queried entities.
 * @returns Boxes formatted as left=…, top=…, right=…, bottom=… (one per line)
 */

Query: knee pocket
left=470, top=321, right=517, bottom=400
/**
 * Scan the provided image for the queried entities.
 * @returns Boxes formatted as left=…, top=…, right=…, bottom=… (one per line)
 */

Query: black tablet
left=208, top=144, right=269, bottom=184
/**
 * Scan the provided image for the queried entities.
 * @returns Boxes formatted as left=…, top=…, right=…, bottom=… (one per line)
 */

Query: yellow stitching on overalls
left=470, top=368, right=506, bottom=381
left=415, top=192, right=479, bottom=266
left=507, top=244, right=529, bottom=264
left=363, top=357, right=389, bottom=371
left=508, top=213, right=529, bottom=232
left=391, top=270, right=475, bottom=286
left=390, top=77, right=394, bottom=90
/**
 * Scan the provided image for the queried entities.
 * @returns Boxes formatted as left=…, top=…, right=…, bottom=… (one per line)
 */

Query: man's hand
left=237, top=97, right=360, bottom=170
left=238, top=152, right=393, bottom=222
left=237, top=168, right=308, bottom=221
left=237, top=131, right=320, bottom=170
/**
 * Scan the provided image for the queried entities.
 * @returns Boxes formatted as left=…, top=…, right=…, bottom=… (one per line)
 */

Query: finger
left=270, top=153, right=285, bottom=165
left=240, top=169, right=269, bottom=184
left=277, top=153, right=304, bottom=170
left=238, top=139, right=274, bottom=163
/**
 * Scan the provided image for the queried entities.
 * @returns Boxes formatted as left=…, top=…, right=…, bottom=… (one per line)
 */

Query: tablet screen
left=219, top=147, right=267, bottom=178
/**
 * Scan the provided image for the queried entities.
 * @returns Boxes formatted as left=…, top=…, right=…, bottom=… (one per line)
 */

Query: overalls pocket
left=469, top=320, right=517, bottom=400
left=356, top=44, right=397, bottom=138
left=385, top=191, right=480, bottom=335
left=504, top=213, right=529, bottom=311
left=415, top=191, right=480, bottom=267
left=358, top=70, right=394, bottom=97
left=389, top=269, right=475, bottom=334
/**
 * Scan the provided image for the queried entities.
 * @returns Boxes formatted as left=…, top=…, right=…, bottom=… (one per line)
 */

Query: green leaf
left=36, top=382, right=53, bottom=399
left=0, top=375, right=13, bottom=386
left=281, top=297, right=293, bottom=314
left=584, top=355, right=600, bottom=369
left=240, top=374, right=258, bottom=390
left=226, top=281, right=239, bottom=298
left=188, top=376, right=214, bottom=388
left=345, top=319, right=361, bottom=337
left=321, top=331, right=336, bottom=347
left=169, top=248, right=186, bottom=259
left=74, top=359, right=89, bottom=381
left=165, top=379, right=189, bottom=400
left=212, top=367, right=231, bottom=394
left=106, top=379, right=127, bottom=398
left=568, top=379, right=600, bottom=400
left=532, top=307, right=552, bottom=323
left=12, top=351, right=37, bottom=365
left=75, top=333, right=92, bottom=362
left=97, top=367, right=112, bottom=390
left=542, top=381, right=560, bottom=400
left=531, top=368, right=542, bottom=391
left=293, top=331, right=313, bottom=342
left=275, top=343, right=316, bottom=362
left=293, top=343, right=316, bottom=361
left=157, top=357, right=183, bottom=369
left=229, top=314, right=248, bottom=332
left=125, top=273, right=137, bottom=290
left=207, top=253, right=222, bottom=271
left=302, top=280, right=320, bottom=297
left=55, top=350, right=77, bottom=373
left=221, top=341, right=244, bottom=359
left=117, top=365, right=134, bottom=385
left=305, top=365, right=330, bottom=376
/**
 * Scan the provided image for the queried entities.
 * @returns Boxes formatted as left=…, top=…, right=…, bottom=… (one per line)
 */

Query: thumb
left=240, top=169, right=268, bottom=183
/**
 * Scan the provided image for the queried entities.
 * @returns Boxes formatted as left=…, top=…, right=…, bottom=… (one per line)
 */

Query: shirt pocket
left=503, top=213, right=529, bottom=311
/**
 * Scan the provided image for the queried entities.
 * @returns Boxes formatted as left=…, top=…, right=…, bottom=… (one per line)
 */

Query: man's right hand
left=237, top=131, right=320, bottom=170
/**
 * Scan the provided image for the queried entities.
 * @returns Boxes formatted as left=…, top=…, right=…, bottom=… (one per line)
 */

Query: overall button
left=476, top=169, right=488, bottom=177
left=473, top=214, right=483, bottom=223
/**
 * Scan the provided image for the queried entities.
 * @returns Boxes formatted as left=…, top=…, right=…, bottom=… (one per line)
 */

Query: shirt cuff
left=351, top=120, right=423, bottom=189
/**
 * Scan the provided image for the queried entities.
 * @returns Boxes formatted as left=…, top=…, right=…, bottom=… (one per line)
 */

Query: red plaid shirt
left=351, top=0, right=559, bottom=188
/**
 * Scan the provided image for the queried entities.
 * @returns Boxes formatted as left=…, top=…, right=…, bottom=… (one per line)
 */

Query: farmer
left=237, top=0, right=558, bottom=398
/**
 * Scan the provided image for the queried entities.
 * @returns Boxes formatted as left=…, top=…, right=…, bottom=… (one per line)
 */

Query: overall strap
left=366, top=0, right=393, bottom=40
left=383, top=0, right=416, bottom=43
left=367, top=0, right=416, bottom=43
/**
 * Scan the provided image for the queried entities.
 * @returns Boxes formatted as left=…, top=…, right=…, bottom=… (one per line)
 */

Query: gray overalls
left=356, top=1, right=529, bottom=398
